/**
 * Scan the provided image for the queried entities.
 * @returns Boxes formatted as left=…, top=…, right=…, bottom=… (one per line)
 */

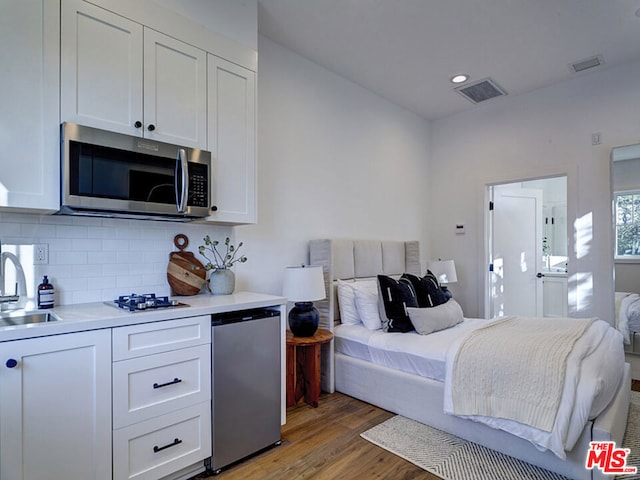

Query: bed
left=616, top=291, right=640, bottom=348
left=309, top=239, right=631, bottom=480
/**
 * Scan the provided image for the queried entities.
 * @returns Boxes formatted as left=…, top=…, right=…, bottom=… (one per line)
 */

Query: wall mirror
left=611, top=144, right=640, bottom=356
left=611, top=144, right=640, bottom=295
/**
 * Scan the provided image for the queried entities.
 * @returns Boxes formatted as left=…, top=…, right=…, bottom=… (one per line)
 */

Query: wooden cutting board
left=167, top=234, right=207, bottom=296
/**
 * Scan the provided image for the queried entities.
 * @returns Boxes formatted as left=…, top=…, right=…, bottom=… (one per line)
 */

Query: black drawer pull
left=153, top=438, right=182, bottom=453
left=153, top=377, right=182, bottom=389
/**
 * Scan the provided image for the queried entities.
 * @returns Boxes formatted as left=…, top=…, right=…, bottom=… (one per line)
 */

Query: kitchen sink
left=0, top=312, right=59, bottom=327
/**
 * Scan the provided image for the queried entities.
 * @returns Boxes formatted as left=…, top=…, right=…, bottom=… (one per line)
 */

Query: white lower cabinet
left=112, top=316, right=212, bottom=480
left=0, top=330, right=112, bottom=480
left=543, top=275, right=568, bottom=318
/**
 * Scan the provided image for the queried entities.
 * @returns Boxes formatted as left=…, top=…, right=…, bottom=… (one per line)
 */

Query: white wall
left=430, top=59, right=640, bottom=321
left=152, top=0, right=257, bottom=50
left=235, top=36, right=432, bottom=296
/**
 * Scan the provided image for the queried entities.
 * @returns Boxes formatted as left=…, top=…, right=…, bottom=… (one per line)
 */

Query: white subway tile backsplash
left=1, top=214, right=231, bottom=305
left=116, top=275, right=144, bottom=289
left=56, top=225, right=89, bottom=238
left=54, top=250, right=88, bottom=265
left=102, top=239, right=131, bottom=251
left=88, top=251, right=117, bottom=264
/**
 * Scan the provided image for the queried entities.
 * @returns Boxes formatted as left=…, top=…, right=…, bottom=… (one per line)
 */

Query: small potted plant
left=198, top=236, right=247, bottom=295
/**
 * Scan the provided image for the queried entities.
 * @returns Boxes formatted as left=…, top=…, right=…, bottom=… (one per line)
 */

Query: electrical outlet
left=591, top=132, right=602, bottom=145
left=34, top=244, right=48, bottom=265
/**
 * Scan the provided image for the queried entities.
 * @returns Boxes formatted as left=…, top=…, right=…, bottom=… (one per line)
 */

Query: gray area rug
left=361, top=391, right=640, bottom=480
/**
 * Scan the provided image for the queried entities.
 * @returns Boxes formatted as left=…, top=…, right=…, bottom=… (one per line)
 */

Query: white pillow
left=354, top=288, right=382, bottom=330
left=337, top=279, right=360, bottom=325
left=336, top=279, right=377, bottom=325
left=407, top=299, right=463, bottom=335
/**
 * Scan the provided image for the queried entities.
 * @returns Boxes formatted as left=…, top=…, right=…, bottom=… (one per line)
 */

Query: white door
left=489, top=187, right=544, bottom=317
left=0, top=330, right=112, bottom=480
left=61, top=0, right=144, bottom=136
left=206, top=54, right=257, bottom=224
left=144, top=29, right=207, bottom=149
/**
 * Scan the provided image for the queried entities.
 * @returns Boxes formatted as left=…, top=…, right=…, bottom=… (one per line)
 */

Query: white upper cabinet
left=0, top=0, right=60, bottom=212
left=61, top=0, right=143, bottom=137
left=143, top=29, right=207, bottom=148
left=206, top=55, right=257, bottom=224
left=61, top=0, right=207, bottom=149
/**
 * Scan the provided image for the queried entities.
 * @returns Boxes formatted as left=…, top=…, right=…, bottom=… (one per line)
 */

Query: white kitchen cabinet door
left=0, top=329, right=112, bottom=480
left=61, top=0, right=144, bottom=137
left=206, top=54, right=257, bottom=224
left=0, top=0, right=59, bottom=212
left=144, top=29, right=207, bottom=149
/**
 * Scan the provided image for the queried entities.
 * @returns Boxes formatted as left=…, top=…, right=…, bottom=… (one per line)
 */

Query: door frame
left=482, top=167, right=577, bottom=319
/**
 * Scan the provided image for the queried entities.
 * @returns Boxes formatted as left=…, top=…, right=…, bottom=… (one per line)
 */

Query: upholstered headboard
left=309, top=239, right=421, bottom=392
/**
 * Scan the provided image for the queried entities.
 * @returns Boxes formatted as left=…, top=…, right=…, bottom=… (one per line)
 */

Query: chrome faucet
left=0, top=242, right=28, bottom=310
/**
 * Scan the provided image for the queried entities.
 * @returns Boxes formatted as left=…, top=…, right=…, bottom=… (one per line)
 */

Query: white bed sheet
left=334, top=318, right=492, bottom=382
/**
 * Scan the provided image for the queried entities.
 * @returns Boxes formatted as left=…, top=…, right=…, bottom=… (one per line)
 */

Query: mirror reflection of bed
left=612, top=143, right=640, bottom=379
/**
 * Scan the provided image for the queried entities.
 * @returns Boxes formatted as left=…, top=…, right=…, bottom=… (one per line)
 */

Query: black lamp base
left=289, top=301, right=319, bottom=337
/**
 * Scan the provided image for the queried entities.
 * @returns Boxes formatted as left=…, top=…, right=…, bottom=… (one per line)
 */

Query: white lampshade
left=282, top=265, right=326, bottom=302
left=427, top=259, right=458, bottom=284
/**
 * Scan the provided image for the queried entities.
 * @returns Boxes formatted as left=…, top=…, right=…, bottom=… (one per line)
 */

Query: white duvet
left=443, top=318, right=625, bottom=459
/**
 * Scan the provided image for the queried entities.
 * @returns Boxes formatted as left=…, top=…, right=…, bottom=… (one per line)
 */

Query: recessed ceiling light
left=450, top=74, right=469, bottom=84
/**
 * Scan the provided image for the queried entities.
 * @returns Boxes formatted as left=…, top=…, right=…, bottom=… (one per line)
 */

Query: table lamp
left=282, top=265, right=326, bottom=337
left=427, top=259, right=457, bottom=299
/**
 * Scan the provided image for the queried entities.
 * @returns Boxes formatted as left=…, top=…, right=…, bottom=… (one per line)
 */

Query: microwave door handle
left=175, top=149, right=188, bottom=213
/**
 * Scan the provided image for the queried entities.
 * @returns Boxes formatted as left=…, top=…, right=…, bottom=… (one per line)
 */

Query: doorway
left=487, top=176, right=568, bottom=319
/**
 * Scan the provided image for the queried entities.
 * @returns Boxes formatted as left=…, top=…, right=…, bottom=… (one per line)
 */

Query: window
left=615, top=190, right=640, bottom=258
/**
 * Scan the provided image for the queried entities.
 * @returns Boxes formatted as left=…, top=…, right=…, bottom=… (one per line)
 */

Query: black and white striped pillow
left=377, top=275, right=418, bottom=332
left=401, top=272, right=448, bottom=308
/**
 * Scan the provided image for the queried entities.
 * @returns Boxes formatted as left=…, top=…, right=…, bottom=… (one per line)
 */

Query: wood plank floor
left=195, top=381, right=640, bottom=480
left=195, top=392, right=437, bottom=480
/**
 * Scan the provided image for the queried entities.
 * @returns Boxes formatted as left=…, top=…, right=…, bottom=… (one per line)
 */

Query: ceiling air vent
left=455, top=78, right=507, bottom=104
left=571, top=55, right=604, bottom=73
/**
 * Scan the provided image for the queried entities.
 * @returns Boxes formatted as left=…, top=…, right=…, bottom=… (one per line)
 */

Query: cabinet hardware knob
left=153, top=438, right=182, bottom=453
left=134, top=121, right=142, bottom=128
left=536, top=272, right=545, bottom=278
left=211, top=205, right=218, bottom=212
left=147, top=124, right=156, bottom=132
left=5, top=359, right=18, bottom=368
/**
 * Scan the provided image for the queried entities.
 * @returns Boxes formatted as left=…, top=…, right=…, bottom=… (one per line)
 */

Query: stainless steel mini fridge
left=209, top=308, right=282, bottom=473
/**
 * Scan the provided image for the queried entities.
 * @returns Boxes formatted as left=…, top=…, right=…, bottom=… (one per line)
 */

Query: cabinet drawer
left=113, top=315, right=210, bottom=360
left=113, top=402, right=211, bottom=480
left=113, top=344, right=211, bottom=428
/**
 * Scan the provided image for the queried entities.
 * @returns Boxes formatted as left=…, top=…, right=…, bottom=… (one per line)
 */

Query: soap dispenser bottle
left=37, top=275, right=55, bottom=309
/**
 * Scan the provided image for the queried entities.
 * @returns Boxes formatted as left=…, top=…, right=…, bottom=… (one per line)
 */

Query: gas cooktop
left=109, top=293, right=189, bottom=312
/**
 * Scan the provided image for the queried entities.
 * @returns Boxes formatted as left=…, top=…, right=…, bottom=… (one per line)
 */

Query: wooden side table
left=286, top=328, right=333, bottom=408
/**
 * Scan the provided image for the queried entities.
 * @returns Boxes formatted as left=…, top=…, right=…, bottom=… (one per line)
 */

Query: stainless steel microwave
left=59, top=122, right=211, bottom=221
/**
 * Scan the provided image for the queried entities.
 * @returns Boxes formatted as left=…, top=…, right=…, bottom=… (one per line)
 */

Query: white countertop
left=0, top=291, right=287, bottom=342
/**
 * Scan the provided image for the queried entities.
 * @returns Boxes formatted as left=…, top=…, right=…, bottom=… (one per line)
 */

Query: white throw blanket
left=450, top=316, right=595, bottom=432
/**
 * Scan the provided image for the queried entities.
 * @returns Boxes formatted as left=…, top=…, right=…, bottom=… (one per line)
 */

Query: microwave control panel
left=189, top=163, right=209, bottom=207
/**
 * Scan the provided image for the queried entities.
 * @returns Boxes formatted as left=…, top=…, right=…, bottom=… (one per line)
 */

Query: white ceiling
left=257, top=0, right=640, bottom=121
